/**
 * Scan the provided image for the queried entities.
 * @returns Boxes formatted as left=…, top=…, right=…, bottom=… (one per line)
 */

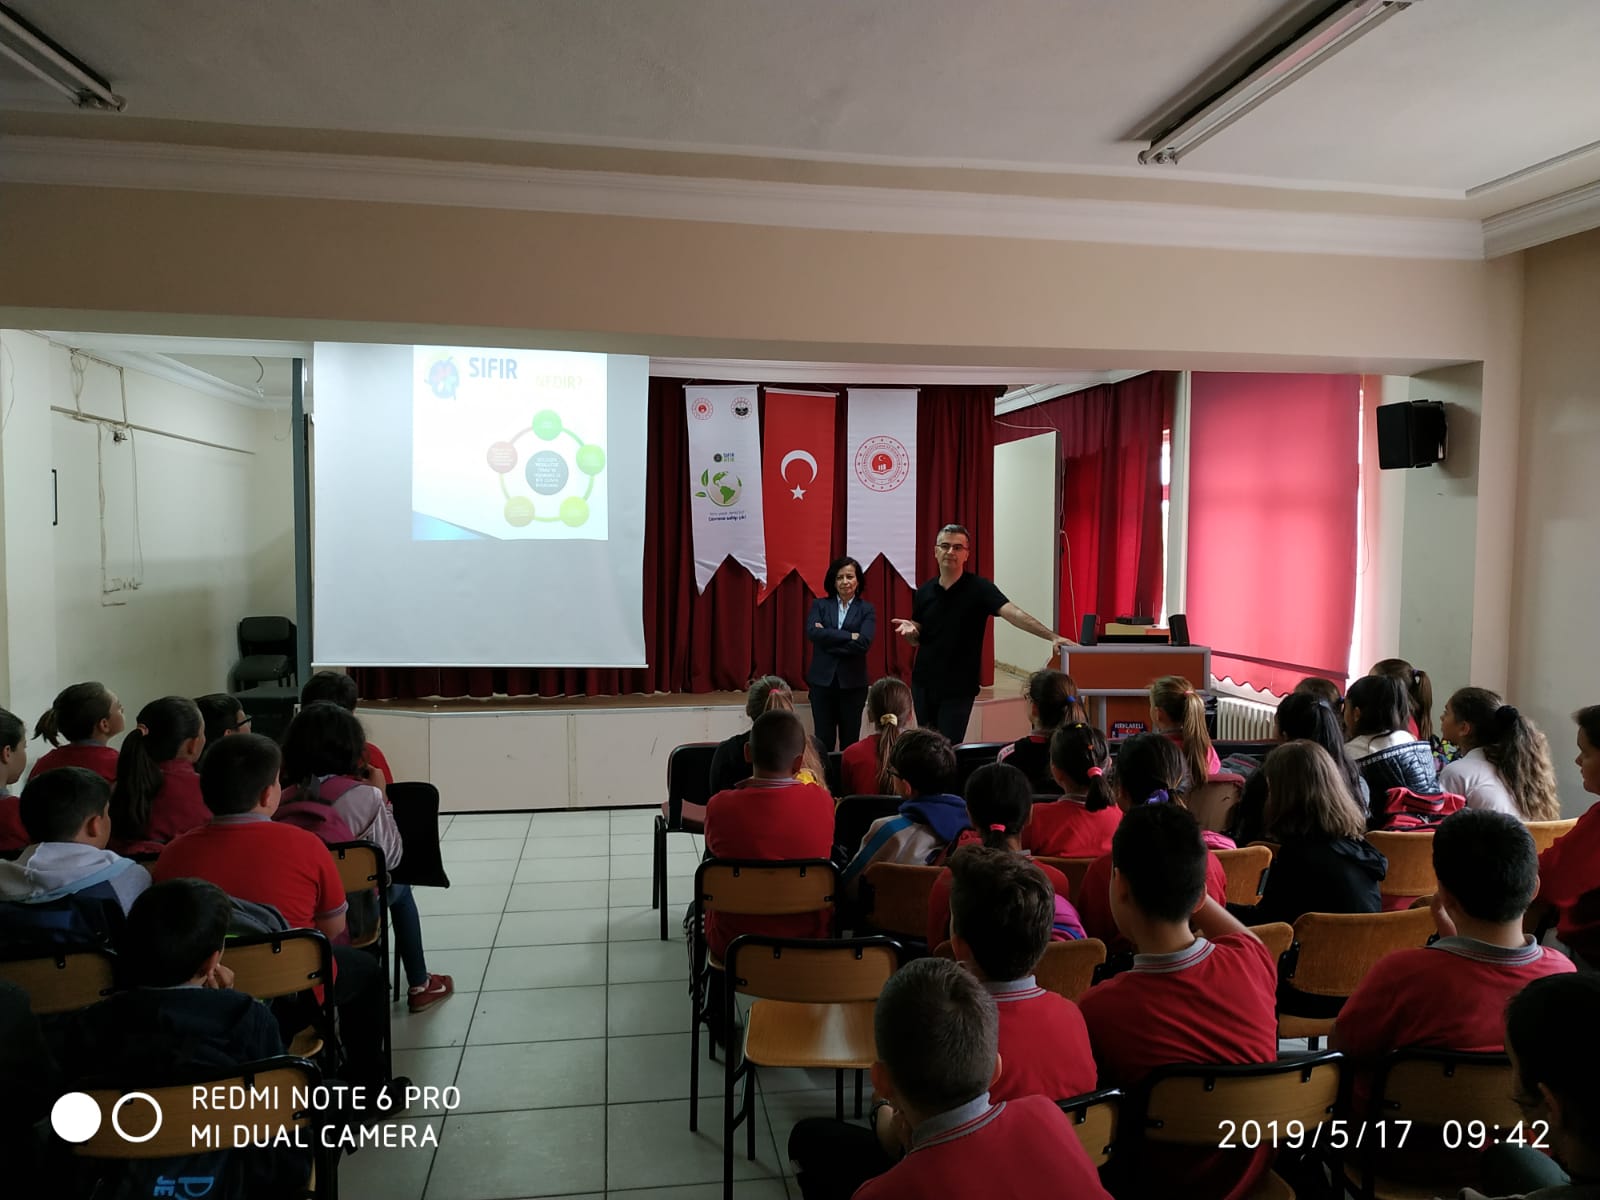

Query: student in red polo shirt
left=1332, top=809, right=1575, bottom=1113
left=1077, top=803, right=1278, bottom=1198
left=27, top=681, right=125, bottom=786
left=109, top=696, right=210, bottom=855
left=993, top=669, right=1085, bottom=794
left=848, top=958, right=1110, bottom=1200
left=702, top=708, right=835, bottom=959
left=1023, top=721, right=1122, bottom=859
left=153, top=734, right=403, bottom=1099
left=301, top=670, right=394, bottom=787
left=0, top=707, right=29, bottom=853
left=1530, top=705, right=1600, bottom=969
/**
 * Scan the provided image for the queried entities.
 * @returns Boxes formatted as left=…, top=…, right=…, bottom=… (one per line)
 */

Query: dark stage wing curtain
left=354, top=379, right=998, bottom=699
left=993, top=372, right=1170, bottom=635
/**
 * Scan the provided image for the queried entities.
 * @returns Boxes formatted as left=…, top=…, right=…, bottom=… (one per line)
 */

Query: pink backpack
left=274, top=777, right=362, bottom=845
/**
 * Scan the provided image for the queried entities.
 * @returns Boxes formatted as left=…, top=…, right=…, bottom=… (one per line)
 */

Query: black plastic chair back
left=832, top=794, right=901, bottom=858
left=666, top=743, right=719, bottom=827
left=387, top=782, right=450, bottom=888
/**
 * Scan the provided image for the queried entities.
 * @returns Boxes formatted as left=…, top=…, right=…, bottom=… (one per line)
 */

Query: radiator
left=1216, top=696, right=1277, bottom=741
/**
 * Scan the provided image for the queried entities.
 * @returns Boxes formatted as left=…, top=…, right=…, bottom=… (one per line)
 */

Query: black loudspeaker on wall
left=1080, top=614, right=1098, bottom=646
left=1168, top=614, right=1190, bottom=646
left=1376, top=400, right=1447, bottom=469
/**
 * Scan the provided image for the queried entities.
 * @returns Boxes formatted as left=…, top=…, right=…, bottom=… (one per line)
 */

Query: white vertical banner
left=685, top=385, right=767, bottom=592
left=846, top=388, right=919, bottom=585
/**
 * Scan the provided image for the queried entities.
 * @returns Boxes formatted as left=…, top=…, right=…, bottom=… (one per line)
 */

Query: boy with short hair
left=0, top=766, right=150, bottom=941
left=301, top=670, right=393, bottom=786
left=840, top=728, right=969, bottom=893
left=1332, top=810, right=1575, bottom=1111
left=153, top=734, right=401, bottom=1097
left=852, top=957, right=1111, bottom=1200
left=702, top=709, right=836, bottom=958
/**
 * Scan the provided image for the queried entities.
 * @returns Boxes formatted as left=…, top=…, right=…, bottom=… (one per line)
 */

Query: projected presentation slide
left=411, top=347, right=609, bottom=541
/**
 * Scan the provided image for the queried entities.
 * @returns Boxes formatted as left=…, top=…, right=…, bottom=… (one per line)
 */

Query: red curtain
left=353, top=379, right=998, bottom=699
left=1186, top=373, right=1359, bottom=696
left=993, top=372, right=1170, bottom=635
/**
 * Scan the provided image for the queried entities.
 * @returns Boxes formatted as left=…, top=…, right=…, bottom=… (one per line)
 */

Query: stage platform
left=360, top=686, right=1032, bottom=813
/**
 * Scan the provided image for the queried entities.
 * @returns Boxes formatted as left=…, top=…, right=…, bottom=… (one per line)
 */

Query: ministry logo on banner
left=846, top=389, right=918, bottom=585
left=685, top=385, right=766, bottom=592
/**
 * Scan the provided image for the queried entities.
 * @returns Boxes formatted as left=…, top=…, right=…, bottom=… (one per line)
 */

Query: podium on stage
left=1057, top=643, right=1212, bottom=737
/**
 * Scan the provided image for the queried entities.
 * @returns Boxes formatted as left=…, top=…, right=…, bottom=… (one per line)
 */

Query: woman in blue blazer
left=806, top=555, right=876, bottom=752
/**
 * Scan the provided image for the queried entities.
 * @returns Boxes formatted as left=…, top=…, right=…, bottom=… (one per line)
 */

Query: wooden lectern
left=1058, top=644, right=1212, bottom=736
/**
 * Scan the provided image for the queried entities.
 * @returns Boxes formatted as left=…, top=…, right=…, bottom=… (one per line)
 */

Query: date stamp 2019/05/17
left=1216, top=1119, right=1552, bottom=1151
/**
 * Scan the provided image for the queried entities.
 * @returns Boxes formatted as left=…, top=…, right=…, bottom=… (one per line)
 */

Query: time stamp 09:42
left=1216, top=1119, right=1551, bottom=1151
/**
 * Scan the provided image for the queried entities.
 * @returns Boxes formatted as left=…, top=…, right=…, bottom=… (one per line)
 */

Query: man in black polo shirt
left=892, top=523, right=1073, bottom=742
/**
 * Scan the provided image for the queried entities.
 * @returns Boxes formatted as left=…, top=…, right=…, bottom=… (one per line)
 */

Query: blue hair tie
left=1146, top=788, right=1169, bottom=805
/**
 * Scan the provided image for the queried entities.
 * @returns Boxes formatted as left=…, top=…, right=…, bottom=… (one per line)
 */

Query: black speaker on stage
left=1168, top=614, right=1190, bottom=646
left=1376, top=400, right=1446, bottom=469
left=1079, top=614, right=1098, bottom=646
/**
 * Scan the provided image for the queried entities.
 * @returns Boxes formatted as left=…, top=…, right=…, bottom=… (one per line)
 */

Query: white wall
left=0, top=330, right=296, bottom=730
left=992, top=431, right=1058, bottom=677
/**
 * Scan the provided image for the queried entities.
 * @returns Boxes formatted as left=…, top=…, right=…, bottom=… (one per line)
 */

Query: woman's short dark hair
left=822, top=556, right=865, bottom=599
left=1346, top=675, right=1409, bottom=737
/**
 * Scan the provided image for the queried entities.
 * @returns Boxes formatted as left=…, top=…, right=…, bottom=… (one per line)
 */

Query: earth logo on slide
left=854, top=435, right=910, bottom=492
left=424, top=356, right=460, bottom=399
left=695, top=467, right=742, bottom=508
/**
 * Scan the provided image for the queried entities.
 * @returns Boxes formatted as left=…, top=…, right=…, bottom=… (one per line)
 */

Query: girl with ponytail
left=1149, top=675, right=1219, bottom=786
left=1370, top=658, right=1435, bottom=743
left=1023, top=722, right=1121, bottom=858
left=925, top=762, right=1083, bottom=948
left=1230, top=691, right=1369, bottom=844
left=110, top=696, right=208, bottom=852
left=709, top=676, right=830, bottom=796
left=1440, top=688, right=1561, bottom=821
left=28, top=681, right=124, bottom=786
left=996, top=669, right=1087, bottom=793
left=840, top=676, right=915, bottom=796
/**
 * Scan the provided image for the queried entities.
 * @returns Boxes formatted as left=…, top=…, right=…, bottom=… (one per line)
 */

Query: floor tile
left=611, top=878, right=656, bottom=908
left=611, top=906, right=673, bottom=942
left=514, top=856, right=611, bottom=884
left=416, top=913, right=503, bottom=950
left=439, top=838, right=524, bottom=861
left=421, top=947, right=491, bottom=992
left=526, top=812, right=611, bottom=836
left=435, top=858, right=516, bottom=884
left=609, top=980, right=694, bottom=1037
left=392, top=1045, right=465, bottom=1092
left=606, top=1032, right=699, bottom=1104
left=483, top=943, right=608, bottom=991
left=505, top=879, right=610, bottom=912
left=612, top=1183, right=788, bottom=1200
left=426, top=1106, right=605, bottom=1200
left=611, top=806, right=660, bottom=828
left=609, top=832, right=655, bottom=855
left=611, top=853, right=663, bottom=879
left=759, top=1086, right=848, bottom=1142
left=390, top=990, right=479, bottom=1050
left=521, top=833, right=609, bottom=858
left=494, top=908, right=611, bottom=947
left=339, top=1113, right=440, bottom=1200
left=444, top=817, right=532, bottom=842
left=606, top=1098, right=783, bottom=1190
left=609, top=938, right=689, bottom=984
left=452, top=1038, right=607, bottom=1113
left=436, top=816, right=453, bottom=836
left=466, top=986, right=607, bottom=1045
left=416, top=884, right=512, bottom=916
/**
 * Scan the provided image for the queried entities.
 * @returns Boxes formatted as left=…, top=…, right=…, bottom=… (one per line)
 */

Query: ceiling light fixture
left=1139, top=0, right=1411, bottom=166
left=0, top=2, right=124, bottom=111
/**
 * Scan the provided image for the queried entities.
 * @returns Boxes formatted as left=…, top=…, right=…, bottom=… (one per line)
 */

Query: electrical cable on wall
left=67, top=350, right=145, bottom=605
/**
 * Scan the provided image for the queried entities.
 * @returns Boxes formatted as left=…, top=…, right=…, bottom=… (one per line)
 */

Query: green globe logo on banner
left=696, top=467, right=742, bottom=508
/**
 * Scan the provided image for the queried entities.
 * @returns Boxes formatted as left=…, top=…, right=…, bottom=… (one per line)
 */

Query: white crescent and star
left=779, top=449, right=818, bottom=499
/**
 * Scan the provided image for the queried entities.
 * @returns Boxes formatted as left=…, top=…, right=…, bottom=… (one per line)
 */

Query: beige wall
left=1511, top=227, right=1600, bottom=811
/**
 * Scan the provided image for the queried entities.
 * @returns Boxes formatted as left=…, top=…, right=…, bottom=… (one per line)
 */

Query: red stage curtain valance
left=353, top=379, right=999, bottom=700
left=1186, top=372, right=1360, bottom=696
left=993, top=372, right=1170, bottom=635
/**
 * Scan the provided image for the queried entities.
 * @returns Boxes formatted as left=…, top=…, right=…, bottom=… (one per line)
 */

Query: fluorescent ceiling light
left=0, top=2, right=123, bottom=111
left=1140, top=0, right=1411, bottom=166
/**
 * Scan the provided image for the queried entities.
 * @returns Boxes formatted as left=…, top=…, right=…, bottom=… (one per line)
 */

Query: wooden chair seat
left=1367, top=830, right=1437, bottom=900
left=1214, top=844, right=1273, bottom=904
left=1251, top=1169, right=1297, bottom=1199
left=1526, top=818, right=1578, bottom=855
left=1034, top=938, right=1107, bottom=1002
left=287, top=1027, right=324, bottom=1059
left=1249, top=922, right=1295, bottom=967
left=1057, top=1089, right=1120, bottom=1169
left=743, top=998, right=876, bottom=1069
left=1033, top=856, right=1097, bottom=904
left=1189, top=774, right=1245, bottom=834
left=0, top=948, right=116, bottom=1015
left=1277, top=1014, right=1338, bottom=1040
left=860, top=862, right=941, bottom=940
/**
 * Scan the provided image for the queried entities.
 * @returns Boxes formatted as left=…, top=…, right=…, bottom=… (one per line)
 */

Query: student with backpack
left=840, top=729, right=970, bottom=897
left=1439, top=688, right=1562, bottom=821
left=109, top=696, right=211, bottom=854
left=27, top=682, right=125, bottom=785
left=278, top=702, right=452, bottom=1012
left=301, top=670, right=394, bottom=786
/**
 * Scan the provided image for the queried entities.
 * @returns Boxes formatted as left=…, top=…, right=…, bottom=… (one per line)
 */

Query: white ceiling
left=4, top=0, right=1599, bottom=202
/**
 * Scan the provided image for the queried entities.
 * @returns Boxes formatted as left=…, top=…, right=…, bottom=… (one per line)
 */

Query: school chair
left=687, top=858, right=838, bottom=1128
left=1366, top=829, right=1437, bottom=910
left=831, top=794, right=900, bottom=860
left=1345, top=1048, right=1517, bottom=1200
left=71, top=1054, right=334, bottom=1199
left=1114, top=1051, right=1344, bottom=1200
left=953, top=741, right=1006, bottom=787
left=1278, top=908, right=1435, bottom=1045
left=1188, top=771, right=1246, bottom=833
left=388, top=782, right=451, bottom=888
left=1214, top=844, right=1274, bottom=905
left=656, top=741, right=719, bottom=941
left=329, top=840, right=392, bottom=1075
left=858, top=862, right=941, bottom=943
left=0, top=945, right=116, bottom=1015
left=718, top=934, right=902, bottom=1200
left=1249, top=922, right=1296, bottom=970
left=233, top=615, right=298, bottom=690
left=1034, top=937, right=1108, bottom=1001
left=224, top=930, right=338, bottom=1064
left=1526, top=816, right=1579, bottom=855
left=1034, top=855, right=1097, bottom=904
left=1057, top=1087, right=1122, bottom=1170
left=824, top=750, right=844, bottom=796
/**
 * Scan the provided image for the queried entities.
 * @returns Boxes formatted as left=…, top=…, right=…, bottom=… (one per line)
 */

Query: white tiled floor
left=340, top=808, right=829, bottom=1200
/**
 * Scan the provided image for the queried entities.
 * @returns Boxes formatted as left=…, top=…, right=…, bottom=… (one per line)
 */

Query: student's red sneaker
left=407, top=974, right=454, bottom=1013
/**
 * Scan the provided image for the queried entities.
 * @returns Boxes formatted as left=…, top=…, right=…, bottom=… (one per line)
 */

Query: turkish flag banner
left=760, top=389, right=836, bottom=601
